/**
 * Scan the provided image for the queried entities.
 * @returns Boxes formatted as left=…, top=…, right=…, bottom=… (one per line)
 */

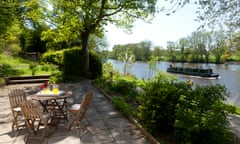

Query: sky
left=105, top=2, right=200, bottom=50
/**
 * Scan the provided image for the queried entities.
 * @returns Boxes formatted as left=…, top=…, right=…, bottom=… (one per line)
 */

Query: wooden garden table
left=31, top=90, right=72, bottom=124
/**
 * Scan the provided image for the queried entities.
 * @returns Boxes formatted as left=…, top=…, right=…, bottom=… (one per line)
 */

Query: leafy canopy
left=24, top=0, right=158, bottom=44
left=0, top=1, right=21, bottom=34
left=170, top=0, right=240, bottom=30
left=196, top=0, right=240, bottom=30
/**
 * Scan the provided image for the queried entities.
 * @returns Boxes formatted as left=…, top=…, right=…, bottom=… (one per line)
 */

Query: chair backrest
left=21, top=100, right=44, bottom=120
left=85, top=91, right=93, bottom=107
left=80, top=91, right=93, bottom=113
left=8, top=89, right=27, bottom=109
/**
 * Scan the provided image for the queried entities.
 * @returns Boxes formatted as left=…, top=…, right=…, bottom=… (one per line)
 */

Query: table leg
left=38, top=100, right=49, bottom=112
left=51, top=98, right=68, bottom=122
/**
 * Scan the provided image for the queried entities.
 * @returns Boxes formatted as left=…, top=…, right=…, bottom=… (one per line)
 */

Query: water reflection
left=108, top=59, right=240, bottom=106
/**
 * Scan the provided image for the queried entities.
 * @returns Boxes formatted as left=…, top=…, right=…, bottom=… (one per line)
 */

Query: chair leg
left=79, top=112, right=91, bottom=126
left=68, top=112, right=84, bottom=130
left=24, top=131, right=31, bottom=143
left=83, top=116, right=91, bottom=126
left=24, top=119, right=49, bottom=143
left=12, top=120, right=16, bottom=131
left=12, top=112, right=18, bottom=131
left=40, top=125, right=48, bottom=143
left=24, top=120, right=33, bottom=143
left=69, top=120, right=84, bottom=130
left=68, top=116, right=76, bottom=130
left=12, top=112, right=26, bottom=131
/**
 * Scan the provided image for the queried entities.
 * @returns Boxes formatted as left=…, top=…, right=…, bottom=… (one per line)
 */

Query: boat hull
left=167, top=67, right=219, bottom=78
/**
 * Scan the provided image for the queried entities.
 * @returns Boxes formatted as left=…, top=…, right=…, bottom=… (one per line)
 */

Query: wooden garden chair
left=8, top=89, right=27, bottom=131
left=67, top=91, right=93, bottom=130
left=21, top=100, right=51, bottom=143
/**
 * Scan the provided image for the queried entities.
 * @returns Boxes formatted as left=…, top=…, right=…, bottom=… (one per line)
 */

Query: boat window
left=200, top=69, right=208, bottom=73
left=208, top=69, right=212, bottom=74
left=193, top=69, right=198, bottom=72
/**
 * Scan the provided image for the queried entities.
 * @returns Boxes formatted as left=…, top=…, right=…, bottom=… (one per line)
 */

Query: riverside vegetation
left=94, top=63, right=238, bottom=144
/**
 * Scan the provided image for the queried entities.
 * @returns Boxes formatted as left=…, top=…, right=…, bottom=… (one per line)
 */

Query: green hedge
left=63, top=48, right=83, bottom=77
left=40, top=47, right=102, bottom=80
left=88, top=50, right=103, bottom=79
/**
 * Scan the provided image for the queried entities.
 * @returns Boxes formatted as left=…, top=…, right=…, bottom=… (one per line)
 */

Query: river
left=108, top=59, right=240, bottom=106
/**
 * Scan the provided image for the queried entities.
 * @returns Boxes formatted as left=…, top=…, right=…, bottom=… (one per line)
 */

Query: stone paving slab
left=0, top=80, right=152, bottom=144
left=228, top=114, right=240, bottom=142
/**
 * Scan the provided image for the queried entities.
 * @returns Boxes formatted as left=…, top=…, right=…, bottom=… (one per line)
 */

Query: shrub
left=0, top=77, right=5, bottom=85
left=174, top=84, right=235, bottom=144
left=49, top=71, right=64, bottom=83
left=95, top=68, right=236, bottom=143
left=40, top=50, right=64, bottom=67
left=29, top=63, right=37, bottom=75
left=0, top=63, right=20, bottom=76
left=111, top=79, right=136, bottom=95
left=137, top=72, right=191, bottom=133
left=137, top=74, right=236, bottom=143
left=94, top=62, right=119, bottom=93
left=112, top=96, right=132, bottom=116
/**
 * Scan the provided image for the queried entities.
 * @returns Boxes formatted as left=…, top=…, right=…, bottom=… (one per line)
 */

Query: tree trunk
left=81, top=31, right=90, bottom=77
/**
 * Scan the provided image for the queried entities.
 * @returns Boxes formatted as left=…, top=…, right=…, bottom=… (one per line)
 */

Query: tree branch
left=96, top=1, right=123, bottom=24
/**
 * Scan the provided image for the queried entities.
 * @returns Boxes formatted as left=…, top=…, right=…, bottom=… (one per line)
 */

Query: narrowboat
left=167, top=65, right=219, bottom=78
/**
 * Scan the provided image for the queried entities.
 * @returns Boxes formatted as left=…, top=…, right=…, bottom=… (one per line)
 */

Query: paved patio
left=0, top=80, right=152, bottom=144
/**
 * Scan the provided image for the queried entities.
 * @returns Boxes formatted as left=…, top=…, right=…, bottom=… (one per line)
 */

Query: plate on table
left=36, top=90, right=65, bottom=96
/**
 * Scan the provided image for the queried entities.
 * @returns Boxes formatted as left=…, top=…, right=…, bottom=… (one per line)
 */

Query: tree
left=0, top=1, right=21, bottom=34
left=178, top=37, right=189, bottom=62
left=21, top=23, right=49, bottom=53
left=118, top=49, right=135, bottom=75
left=1, top=22, right=23, bottom=56
left=193, top=0, right=240, bottom=62
left=25, top=0, right=158, bottom=77
left=204, top=31, right=212, bottom=63
left=152, top=46, right=165, bottom=60
left=0, top=1, right=23, bottom=53
left=196, top=0, right=240, bottom=30
left=140, top=40, right=152, bottom=61
left=89, top=34, right=109, bottom=62
left=231, top=32, right=240, bottom=52
left=148, top=56, right=158, bottom=78
left=167, top=41, right=177, bottom=62
left=111, top=41, right=153, bottom=61
left=197, top=31, right=206, bottom=62
left=168, top=0, right=239, bottom=31
left=188, top=31, right=207, bottom=62
left=211, top=31, right=228, bottom=63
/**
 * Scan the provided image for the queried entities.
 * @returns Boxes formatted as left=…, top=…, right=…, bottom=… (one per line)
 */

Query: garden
left=0, top=45, right=239, bottom=144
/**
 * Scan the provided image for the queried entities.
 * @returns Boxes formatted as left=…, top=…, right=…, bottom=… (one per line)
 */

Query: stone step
left=7, top=78, right=49, bottom=84
left=5, top=75, right=50, bottom=84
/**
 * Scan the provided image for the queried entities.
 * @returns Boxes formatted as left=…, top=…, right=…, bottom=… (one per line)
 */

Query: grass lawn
left=0, top=54, right=57, bottom=76
left=0, top=54, right=58, bottom=85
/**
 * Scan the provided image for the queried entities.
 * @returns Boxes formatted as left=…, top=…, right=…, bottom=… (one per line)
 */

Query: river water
left=108, top=59, right=240, bottom=106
